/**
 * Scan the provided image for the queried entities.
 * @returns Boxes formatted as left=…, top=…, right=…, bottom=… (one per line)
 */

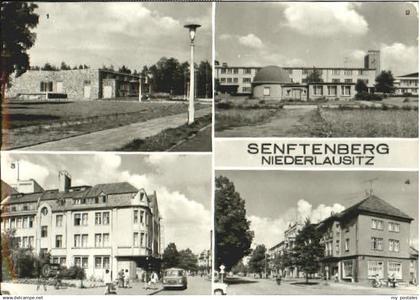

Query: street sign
left=220, top=264, right=225, bottom=274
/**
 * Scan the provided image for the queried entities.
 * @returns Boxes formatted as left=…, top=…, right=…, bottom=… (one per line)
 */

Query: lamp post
left=184, top=23, right=201, bottom=125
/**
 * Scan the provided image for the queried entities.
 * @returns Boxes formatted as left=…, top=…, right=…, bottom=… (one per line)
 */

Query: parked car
left=162, top=268, right=188, bottom=289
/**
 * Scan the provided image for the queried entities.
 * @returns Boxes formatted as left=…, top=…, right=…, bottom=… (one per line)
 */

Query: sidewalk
left=0, top=282, right=163, bottom=295
left=18, top=107, right=211, bottom=151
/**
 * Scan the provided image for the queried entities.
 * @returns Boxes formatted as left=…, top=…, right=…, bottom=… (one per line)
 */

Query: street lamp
left=184, top=23, right=201, bottom=125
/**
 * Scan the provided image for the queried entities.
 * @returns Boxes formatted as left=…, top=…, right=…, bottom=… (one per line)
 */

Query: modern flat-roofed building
left=317, top=195, right=414, bottom=283
left=394, top=72, right=418, bottom=96
left=6, top=69, right=147, bottom=101
left=215, top=50, right=378, bottom=100
left=1, top=171, right=161, bottom=280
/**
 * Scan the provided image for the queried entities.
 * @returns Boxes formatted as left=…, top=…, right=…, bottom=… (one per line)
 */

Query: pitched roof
left=398, top=72, right=418, bottom=78
left=88, top=182, right=138, bottom=196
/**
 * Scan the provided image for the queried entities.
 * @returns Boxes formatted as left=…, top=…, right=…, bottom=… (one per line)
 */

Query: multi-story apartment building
left=198, top=249, right=211, bottom=273
left=1, top=171, right=161, bottom=280
left=317, top=195, right=414, bottom=283
left=394, top=72, right=418, bottom=96
left=215, top=50, right=378, bottom=99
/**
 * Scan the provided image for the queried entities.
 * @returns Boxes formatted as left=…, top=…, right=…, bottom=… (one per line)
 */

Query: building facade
left=394, top=72, right=419, bottom=96
left=317, top=195, right=414, bottom=283
left=7, top=69, right=146, bottom=101
left=1, top=171, right=161, bottom=280
left=215, top=50, right=378, bottom=100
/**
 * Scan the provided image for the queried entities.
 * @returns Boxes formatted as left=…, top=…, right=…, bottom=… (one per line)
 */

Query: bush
left=355, top=92, right=383, bottom=101
left=14, top=249, right=36, bottom=278
left=61, top=266, right=86, bottom=280
left=216, top=101, right=233, bottom=109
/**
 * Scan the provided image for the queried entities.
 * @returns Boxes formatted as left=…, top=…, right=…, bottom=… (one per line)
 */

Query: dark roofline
left=397, top=72, right=418, bottom=78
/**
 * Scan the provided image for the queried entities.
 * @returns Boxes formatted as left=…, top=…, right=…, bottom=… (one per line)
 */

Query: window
left=332, top=70, right=341, bottom=75
left=95, top=234, right=102, bottom=247
left=344, top=70, right=352, bottom=75
left=41, top=226, right=48, bottom=238
left=313, top=85, right=323, bottom=96
left=17, top=218, right=22, bottom=229
left=389, top=239, right=400, bottom=252
left=368, top=261, right=384, bottom=279
left=227, top=69, right=232, bottom=74
left=74, top=235, right=81, bottom=248
left=56, top=215, right=63, bottom=227
left=95, top=212, right=102, bottom=225
left=100, top=195, right=106, bottom=203
left=23, top=205, right=28, bottom=211
left=327, top=86, right=337, bottom=96
left=22, top=217, right=28, bottom=228
left=388, top=262, right=402, bottom=280
left=103, top=233, right=110, bottom=247
left=343, top=260, right=353, bottom=278
left=371, top=219, right=384, bottom=230
left=233, top=78, right=238, bottom=83
left=332, top=79, right=340, bottom=83
left=29, top=217, right=34, bottom=228
left=242, top=87, right=251, bottom=93
left=243, top=78, right=251, bottom=83
left=81, top=234, right=88, bottom=248
left=74, top=256, right=88, bottom=269
left=140, top=210, right=145, bottom=224
left=74, top=213, right=81, bottom=226
left=344, top=79, right=353, bottom=83
left=133, top=232, right=139, bottom=247
left=28, top=236, right=34, bottom=248
left=103, top=212, right=110, bottom=225
left=220, top=69, right=226, bottom=74
left=22, top=237, right=28, bottom=248
left=388, top=222, right=400, bottom=232
left=82, top=213, right=88, bottom=226
left=53, top=256, right=66, bottom=266
left=341, top=85, right=351, bottom=96
left=244, top=69, right=251, bottom=74
left=95, top=256, right=110, bottom=269
left=11, top=218, right=16, bottom=229
left=263, top=87, right=270, bottom=96
left=40, top=81, right=53, bottom=92
left=345, top=239, right=350, bottom=252
left=371, top=237, right=384, bottom=251
left=55, top=235, right=63, bottom=248
left=134, top=210, right=139, bottom=223
left=233, top=68, right=238, bottom=74
left=141, top=232, right=145, bottom=247
left=220, top=78, right=226, bottom=83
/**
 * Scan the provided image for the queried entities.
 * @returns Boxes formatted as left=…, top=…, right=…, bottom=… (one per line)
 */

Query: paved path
left=216, top=105, right=317, bottom=137
left=225, top=277, right=419, bottom=295
left=19, top=107, right=211, bottom=151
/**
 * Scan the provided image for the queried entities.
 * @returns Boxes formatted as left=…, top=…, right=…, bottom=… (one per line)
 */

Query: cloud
left=238, top=34, right=264, bottom=49
left=249, top=199, right=345, bottom=248
left=281, top=3, right=368, bottom=37
left=381, top=42, right=418, bottom=76
left=219, top=33, right=233, bottom=41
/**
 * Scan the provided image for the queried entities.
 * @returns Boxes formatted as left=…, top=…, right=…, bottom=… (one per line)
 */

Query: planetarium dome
left=253, top=65, right=292, bottom=84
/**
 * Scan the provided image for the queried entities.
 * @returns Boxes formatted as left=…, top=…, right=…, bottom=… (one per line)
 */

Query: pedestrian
left=35, top=262, right=47, bottom=292
left=124, top=269, right=130, bottom=288
left=104, top=269, right=112, bottom=295
left=150, top=271, right=158, bottom=290
left=118, top=269, right=124, bottom=288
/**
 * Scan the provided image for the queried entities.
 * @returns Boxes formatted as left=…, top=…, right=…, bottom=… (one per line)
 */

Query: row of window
left=72, top=256, right=110, bottom=270
left=133, top=209, right=148, bottom=225
left=218, top=68, right=369, bottom=76
left=73, top=195, right=107, bottom=205
left=3, top=216, right=34, bottom=229
left=371, top=237, right=400, bottom=252
left=219, top=77, right=252, bottom=84
left=8, top=203, right=36, bottom=212
left=40, top=81, right=53, bottom=92
left=371, top=219, right=400, bottom=232
left=313, top=85, right=352, bottom=96
left=15, top=236, right=34, bottom=248
left=220, top=68, right=253, bottom=75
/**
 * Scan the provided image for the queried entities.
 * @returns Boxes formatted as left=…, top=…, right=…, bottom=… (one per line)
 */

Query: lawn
left=118, top=114, right=212, bottom=151
left=2, top=100, right=206, bottom=129
left=215, top=108, right=279, bottom=132
left=310, top=108, right=419, bottom=137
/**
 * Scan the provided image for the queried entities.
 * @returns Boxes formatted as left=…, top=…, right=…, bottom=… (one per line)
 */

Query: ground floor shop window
left=74, top=256, right=89, bottom=269
left=368, top=261, right=384, bottom=279
left=388, top=262, right=402, bottom=280
left=342, top=260, right=353, bottom=279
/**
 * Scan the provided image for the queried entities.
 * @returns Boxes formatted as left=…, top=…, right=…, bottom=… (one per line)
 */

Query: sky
left=1, top=153, right=212, bottom=254
left=28, top=2, right=212, bottom=70
left=216, top=2, right=418, bottom=76
left=216, top=170, right=419, bottom=250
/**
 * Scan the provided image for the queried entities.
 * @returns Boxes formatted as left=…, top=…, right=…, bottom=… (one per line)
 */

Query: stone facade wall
left=7, top=69, right=100, bottom=100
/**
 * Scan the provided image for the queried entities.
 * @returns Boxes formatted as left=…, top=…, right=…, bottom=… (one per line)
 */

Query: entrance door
left=56, top=82, right=63, bottom=93
left=84, top=85, right=91, bottom=99
left=103, top=86, right=113, bottom=99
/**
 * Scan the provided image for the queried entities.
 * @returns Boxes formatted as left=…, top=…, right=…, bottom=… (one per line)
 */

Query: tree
left=118, top=65, right=131, bottom=74
left=178, top=248, right=198, bottom=272
left=355, top=79, right=368, bottom=94
left=162, top=243, right=180, bottom=269
left=248, top=244, right=267, bottom=278
left=60, top=61, right=71, bottom=70
left=306, top=67, right=323, bottom=83
left=293, top=219, right=324, bottom=283
left=1, top=2, right=39, bottom=99
left=41, top=62, right=58, bottom=71
left=196, top=61, right=212, bottom=98
left=375, top=70, right=395, bottom=93
left=215, top=176, right=254, bottom=271
left=231, top=260, right=248, bottom=276
left=272, top=249, right=293, bottom=277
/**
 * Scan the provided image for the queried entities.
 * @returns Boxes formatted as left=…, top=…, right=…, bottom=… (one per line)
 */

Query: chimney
left=58, top=170, right=71, bottom=192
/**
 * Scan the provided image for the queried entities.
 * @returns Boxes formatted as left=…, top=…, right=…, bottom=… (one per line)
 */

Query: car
left=162, top=268, right=188, bottom=289
left=213, top=282, right=228, bottom=295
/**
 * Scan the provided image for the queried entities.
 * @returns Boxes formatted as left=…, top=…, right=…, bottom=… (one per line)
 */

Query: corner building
left=1, top=171, right=161, bottom=280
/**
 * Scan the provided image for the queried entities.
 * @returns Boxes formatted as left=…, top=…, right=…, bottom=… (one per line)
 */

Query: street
left=1, top=276, right=211, bottom=296
left=224, top=276, right=419, bottom=295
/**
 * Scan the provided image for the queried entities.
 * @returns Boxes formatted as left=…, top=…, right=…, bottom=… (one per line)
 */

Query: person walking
left=104, top=269, right=112, bottom=295
left=118, top=269, right=124, bottom=288
left=35, top=261, right=47, bottom=292
left=150, top=271, right=158, bottom=290
left=124, top=269, right=130, bottom=288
